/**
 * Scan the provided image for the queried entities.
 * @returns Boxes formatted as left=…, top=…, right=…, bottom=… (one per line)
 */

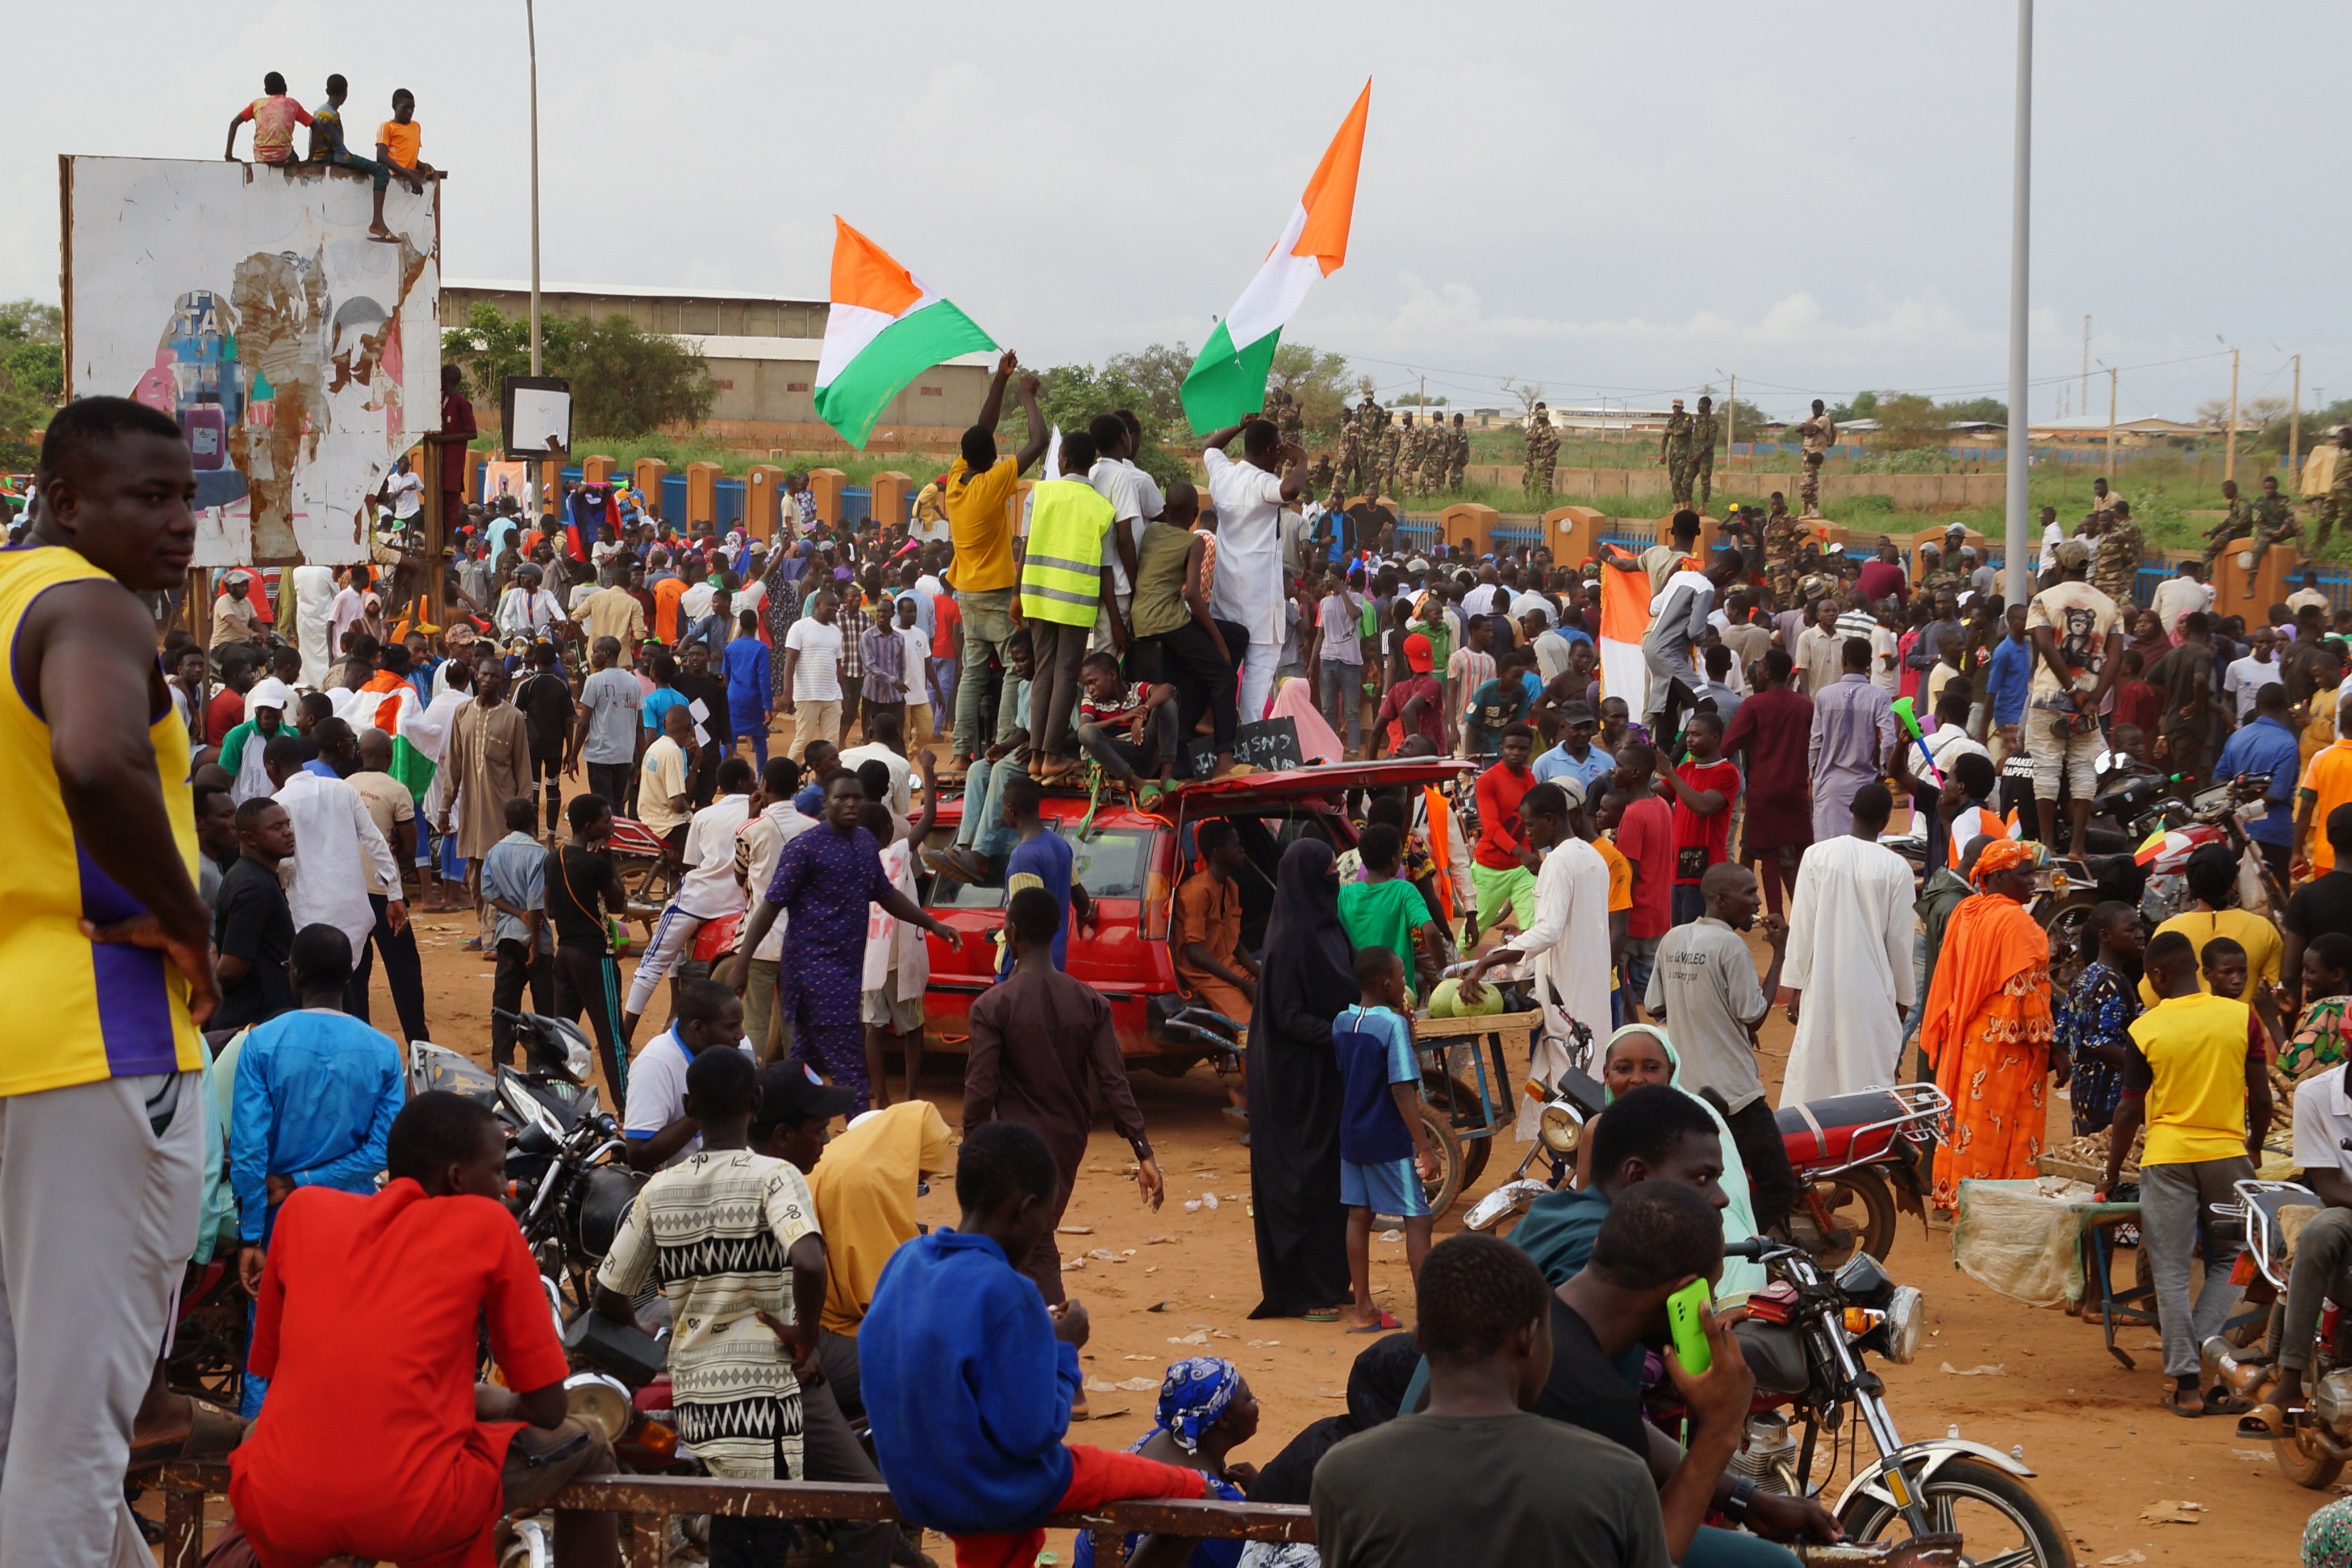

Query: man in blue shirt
left=1533, top=699, right=1617, bottom=792
left=724, top=609, right=774, bottom=768
left=2213, top=680, right=2302, bottom=882
left=229, top=923, right=405, bottom=1414
left=998, top=773, right=1086, bottom=978
left=1986, top=601, right=2032, bottom=749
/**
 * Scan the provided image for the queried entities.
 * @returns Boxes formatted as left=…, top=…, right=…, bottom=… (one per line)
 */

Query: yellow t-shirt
left=2136, top=908, right=2283, bottom=1010
left=2128, top=991, right=2259, bottom=1166
left=638, top=735, right=691, bottom=835
left=943, top=456, right=1019, bottom=594
left=1594, top=837, right=1633, bottom=915
left=2303, top=739, right=2352, bottom=872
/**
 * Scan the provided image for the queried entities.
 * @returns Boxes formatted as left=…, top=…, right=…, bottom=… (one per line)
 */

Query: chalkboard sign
left=1185, top=716, right=1306, bottom=779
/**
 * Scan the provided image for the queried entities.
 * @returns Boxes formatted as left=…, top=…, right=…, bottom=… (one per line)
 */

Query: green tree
left=1100, top=342, right=1191, bottom=429
left=565, top=316, right=715, bottom=439
left=1828, top=389, right=1879, bottom=424
left=0, top=298, right=64, bottom=469
left=1937, top=395, right=2008, bottom=425
left=441, top=306, right=711, bottom=439
left=1269, top=341, right=1354, bottom=436
left=1000, top=361, right=1188, bottom=490
left=1875, top=393, right=1945, bottom=450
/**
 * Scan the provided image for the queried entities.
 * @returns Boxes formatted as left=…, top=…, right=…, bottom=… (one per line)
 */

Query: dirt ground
left=387, top=887, right=2325, bottom=1567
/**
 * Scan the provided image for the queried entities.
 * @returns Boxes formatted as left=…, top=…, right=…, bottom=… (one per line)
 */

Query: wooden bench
left=149, top=1463, right=1315, bottom=1568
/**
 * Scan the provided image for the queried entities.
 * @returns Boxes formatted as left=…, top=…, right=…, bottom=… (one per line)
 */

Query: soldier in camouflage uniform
left=1658, top=397, right=1693, bottom=509
left=1418, top=417, right=1450, bottom=495
left=1762, top=490, right=1805, bottom=606
left=1688, top=395, right=1720, bottom=512
left=1796, top=399, right=1834, bottom=518
left=1307, top=452, right=1335, bottom=498
left=1917, top=544, right=1963, bottom=602
left=2091, top=499, right=2144, bottom=608
left=1524, top=404, right=1559, bottom=504
left=2317, top=427, right=2352, bottom=554
left=2200, top=479, right=2254, bottom=570
left=2245, top=473, right=2300, bottom=594
left=1377, top=410, right=1403, bottom=500
left=1448, top=414, right=1470, bottom=492
left=1342, top=402, right=1371, bottom=497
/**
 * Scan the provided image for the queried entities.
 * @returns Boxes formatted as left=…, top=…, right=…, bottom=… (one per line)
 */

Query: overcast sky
left=12, top=2, right=2343, bottom=421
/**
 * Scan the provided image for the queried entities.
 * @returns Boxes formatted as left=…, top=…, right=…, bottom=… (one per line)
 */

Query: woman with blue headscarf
left=1072, top=1357, right=1261, bottom=1568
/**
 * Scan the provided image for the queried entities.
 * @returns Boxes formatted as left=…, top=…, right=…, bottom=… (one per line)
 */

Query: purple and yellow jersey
left=0, top=546, right=203, bottom=1093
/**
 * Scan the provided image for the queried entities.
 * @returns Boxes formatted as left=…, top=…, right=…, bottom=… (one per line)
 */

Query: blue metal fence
left=1393, top=515, right=1440, bottom=554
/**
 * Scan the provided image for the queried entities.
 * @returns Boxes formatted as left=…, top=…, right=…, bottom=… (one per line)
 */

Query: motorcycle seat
left=1776, top=1089, right=1915, bottom=1167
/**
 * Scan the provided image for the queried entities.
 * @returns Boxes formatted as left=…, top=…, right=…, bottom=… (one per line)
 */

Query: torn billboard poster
left=62, top=155, right=441, bottom=568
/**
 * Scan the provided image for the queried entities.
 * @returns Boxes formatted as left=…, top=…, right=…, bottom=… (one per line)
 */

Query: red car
left=917, top=757, right=1472, bottom=1067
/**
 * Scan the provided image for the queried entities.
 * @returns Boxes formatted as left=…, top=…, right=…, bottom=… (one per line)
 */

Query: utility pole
left=1728, top=374, right=1737, bottom=469
left=2291, top=353, right=2303, bottom=482
left=525, top=0, right=545, bottom=526
left=2225, top=346, right=2240, bottom=485
left=2117, top=369, right=2136, bottom=479
left=2080, top=314, right=2090, bottom=420
left=2003, top=0, right=2033, bottom=603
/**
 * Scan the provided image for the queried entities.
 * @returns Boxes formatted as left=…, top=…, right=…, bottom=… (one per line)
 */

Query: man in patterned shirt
left=595, top=1047, right=893, bottom=1567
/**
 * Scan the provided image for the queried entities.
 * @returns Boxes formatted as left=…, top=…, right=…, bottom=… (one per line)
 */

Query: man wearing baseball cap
left=1371, top=631, right=1445, bottom=754
left=211, top=569, right=264, bottom=650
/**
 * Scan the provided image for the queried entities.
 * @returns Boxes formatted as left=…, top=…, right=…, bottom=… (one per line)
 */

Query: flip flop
left=1301, top=1309, right=1344, bottom=1324
left=2237, top=1403, right=2287, bottom=1438
left=2161, top=1386, right=2206, bottom=1418
left=1348, top=1311, right=1403, bottom=1333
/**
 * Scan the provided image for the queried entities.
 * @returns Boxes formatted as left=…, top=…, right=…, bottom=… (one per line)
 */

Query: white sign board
left=62, top=156, right=441, bottom=567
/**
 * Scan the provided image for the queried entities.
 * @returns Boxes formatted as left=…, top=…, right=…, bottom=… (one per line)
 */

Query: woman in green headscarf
left=1572, top=1022, right=1766, bottom=1300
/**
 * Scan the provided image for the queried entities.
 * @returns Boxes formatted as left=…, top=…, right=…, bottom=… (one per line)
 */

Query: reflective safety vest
left=1019, top=479, right=1114, bottom=628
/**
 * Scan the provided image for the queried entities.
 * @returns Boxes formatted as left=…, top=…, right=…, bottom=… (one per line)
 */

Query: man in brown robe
left=963, top=886, right=1162, bottom=1312
left=442, top=661, right=531, bottom=932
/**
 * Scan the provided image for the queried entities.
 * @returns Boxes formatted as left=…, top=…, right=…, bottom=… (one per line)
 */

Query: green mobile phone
left=1666, top=1278, right=1713, bottom=1375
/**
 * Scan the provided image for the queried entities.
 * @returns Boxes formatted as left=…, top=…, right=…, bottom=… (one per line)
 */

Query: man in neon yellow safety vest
left=1019, top=427, right=1124, bottom=781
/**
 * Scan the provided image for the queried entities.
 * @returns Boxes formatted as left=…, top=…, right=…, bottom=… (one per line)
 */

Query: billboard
left=61, top=155, right=441, bottom=567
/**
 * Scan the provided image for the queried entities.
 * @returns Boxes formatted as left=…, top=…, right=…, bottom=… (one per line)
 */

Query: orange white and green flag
left=1181, top=82, right=1371, bottom=433
left=813, top=218, right=997, bottom=449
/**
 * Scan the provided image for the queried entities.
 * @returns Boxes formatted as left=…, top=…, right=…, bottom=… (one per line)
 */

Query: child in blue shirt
left=861, top=1121, right=1207, bottom=1568
left=722, top=609, right=773, bottom=767
left=1333, top=946, right=1437, bottom=1333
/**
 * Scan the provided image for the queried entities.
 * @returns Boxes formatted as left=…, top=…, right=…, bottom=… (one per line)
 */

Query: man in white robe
left=1779, top=781, right=1916, bottom=1106
left=1459, top=777, right=1615, bottom=1138
left=1202, top=418, right=1310, bottom=724
left=264, top=737, right=405, bottom=967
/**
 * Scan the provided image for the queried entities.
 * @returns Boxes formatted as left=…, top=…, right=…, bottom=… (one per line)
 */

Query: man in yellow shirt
left=2136, top=843, right=2283, bottom=1008
left=944, top=352, right=1048, bottom=770
left=2298, top=686, right=2352, bottom=875
left=2103, top=931, right=2272, bottom=1416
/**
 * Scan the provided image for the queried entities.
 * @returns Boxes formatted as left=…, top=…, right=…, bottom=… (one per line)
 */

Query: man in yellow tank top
left=1, top=397, right=216, bottom=1566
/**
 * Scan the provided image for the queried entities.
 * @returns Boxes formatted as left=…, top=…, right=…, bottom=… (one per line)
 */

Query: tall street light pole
left=526, top=0, right=542, bottom=378
left=2004, top=0, right=2033, bottom=603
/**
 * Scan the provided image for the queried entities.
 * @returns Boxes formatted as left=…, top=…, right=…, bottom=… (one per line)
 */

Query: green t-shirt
left=1337, top=875, right=1433, bottom=1001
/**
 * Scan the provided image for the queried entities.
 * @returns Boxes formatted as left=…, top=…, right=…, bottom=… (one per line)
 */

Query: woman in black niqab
left=1246, top=837, right=1358, bottom=1319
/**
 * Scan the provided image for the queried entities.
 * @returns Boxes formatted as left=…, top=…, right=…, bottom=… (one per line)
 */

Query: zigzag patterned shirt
left=597, top=1149, right=819, bottom=1478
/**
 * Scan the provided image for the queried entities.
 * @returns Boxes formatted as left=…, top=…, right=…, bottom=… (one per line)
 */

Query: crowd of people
left=27, top=365, right=2352, bottom=1568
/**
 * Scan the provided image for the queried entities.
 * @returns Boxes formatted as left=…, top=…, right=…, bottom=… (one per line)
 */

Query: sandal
left=1348, top=1310, right=1403, bottom=1333
left=128, top=1398, right=247, bottom=1466
left=1301, top=1309, right=1344, bottom=1324
left=2236, top=1402, right=2288, bottom=1438
left=2161, top=1385, right=2207, bottom=1418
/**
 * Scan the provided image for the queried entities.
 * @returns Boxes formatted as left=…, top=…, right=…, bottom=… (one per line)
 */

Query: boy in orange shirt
left=376, top=87, right=440, bottom=189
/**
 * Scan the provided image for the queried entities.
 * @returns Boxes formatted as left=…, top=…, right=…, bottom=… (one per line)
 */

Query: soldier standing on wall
left=2316, top=427, right=2352, bottom=554
left=1796, top=399, right=1835, bottom=518
left=1524, top=404, right=1559, bottom=505
left=1378, top=408, right=1403, bottom=501
left=2091, top=499, right=2144, bottom=608
left=2246, top=473, right=2300, bottom=595
left=1763, top=491, right=1804, bottom=605
left=1448, top=413, right=1470, bottom=493
left=1688, top=395, right=1719, bottom=513
left=1659, top=397, right=1693, bottom=510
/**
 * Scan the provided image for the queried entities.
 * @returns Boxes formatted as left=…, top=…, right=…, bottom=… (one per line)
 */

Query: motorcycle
left=409, top=1011, right=643, bottom=1299
left=2126, top=774, right=2283, bottom=927
left=1466, top=1075, right=1949, bottom=1271
left=1666, top=1236, right=2074, bottom=1566
left=2213, top=1178, right=2352, bottom=1489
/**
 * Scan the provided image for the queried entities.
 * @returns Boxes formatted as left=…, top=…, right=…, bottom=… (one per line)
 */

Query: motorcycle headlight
left=500, top=1074, right=565, bottom=1143
left=562, top=1032, right=595, bottom=1086
left=563, top=1372, right=633, bottom=1443
left=1879, top=1285, right=1925, bottom=1365
left=1539, top=1103, right=1582, bottom=1153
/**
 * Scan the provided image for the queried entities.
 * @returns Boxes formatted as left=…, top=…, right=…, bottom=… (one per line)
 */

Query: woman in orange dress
left=1917, top=838, right=2065, bottom=1208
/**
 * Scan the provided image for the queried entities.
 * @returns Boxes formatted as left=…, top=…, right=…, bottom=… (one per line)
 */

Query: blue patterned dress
left=2059, top=960, right=2138, bottom=1136
left=765, top=821, right=888, bottom=1109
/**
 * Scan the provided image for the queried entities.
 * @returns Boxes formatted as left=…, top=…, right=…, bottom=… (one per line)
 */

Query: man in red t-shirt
left=1472, top=723, right=1540, bottom=933
left=430, top=364, right=478, bottom=529
left=206, top=649, right=260, bottom=745
left=1658, top=708, right=1740, bottom=928
left=1609, top=739, right=1677, bottom=1010
left=1371, top=632, right=1446, bottom=756
left=226, top=1093, right=618, bottom=1568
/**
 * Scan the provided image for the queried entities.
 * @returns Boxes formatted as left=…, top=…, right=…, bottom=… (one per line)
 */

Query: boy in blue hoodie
left=861, top=1120, right=1208, bottom=1568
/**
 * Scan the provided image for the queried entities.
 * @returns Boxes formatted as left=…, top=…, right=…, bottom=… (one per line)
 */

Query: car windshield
left=925, top=827, right=1152, bottom=910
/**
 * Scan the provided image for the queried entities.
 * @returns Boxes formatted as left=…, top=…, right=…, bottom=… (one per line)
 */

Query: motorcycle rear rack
left=1788, top=1082, right=1953, bottom=1181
